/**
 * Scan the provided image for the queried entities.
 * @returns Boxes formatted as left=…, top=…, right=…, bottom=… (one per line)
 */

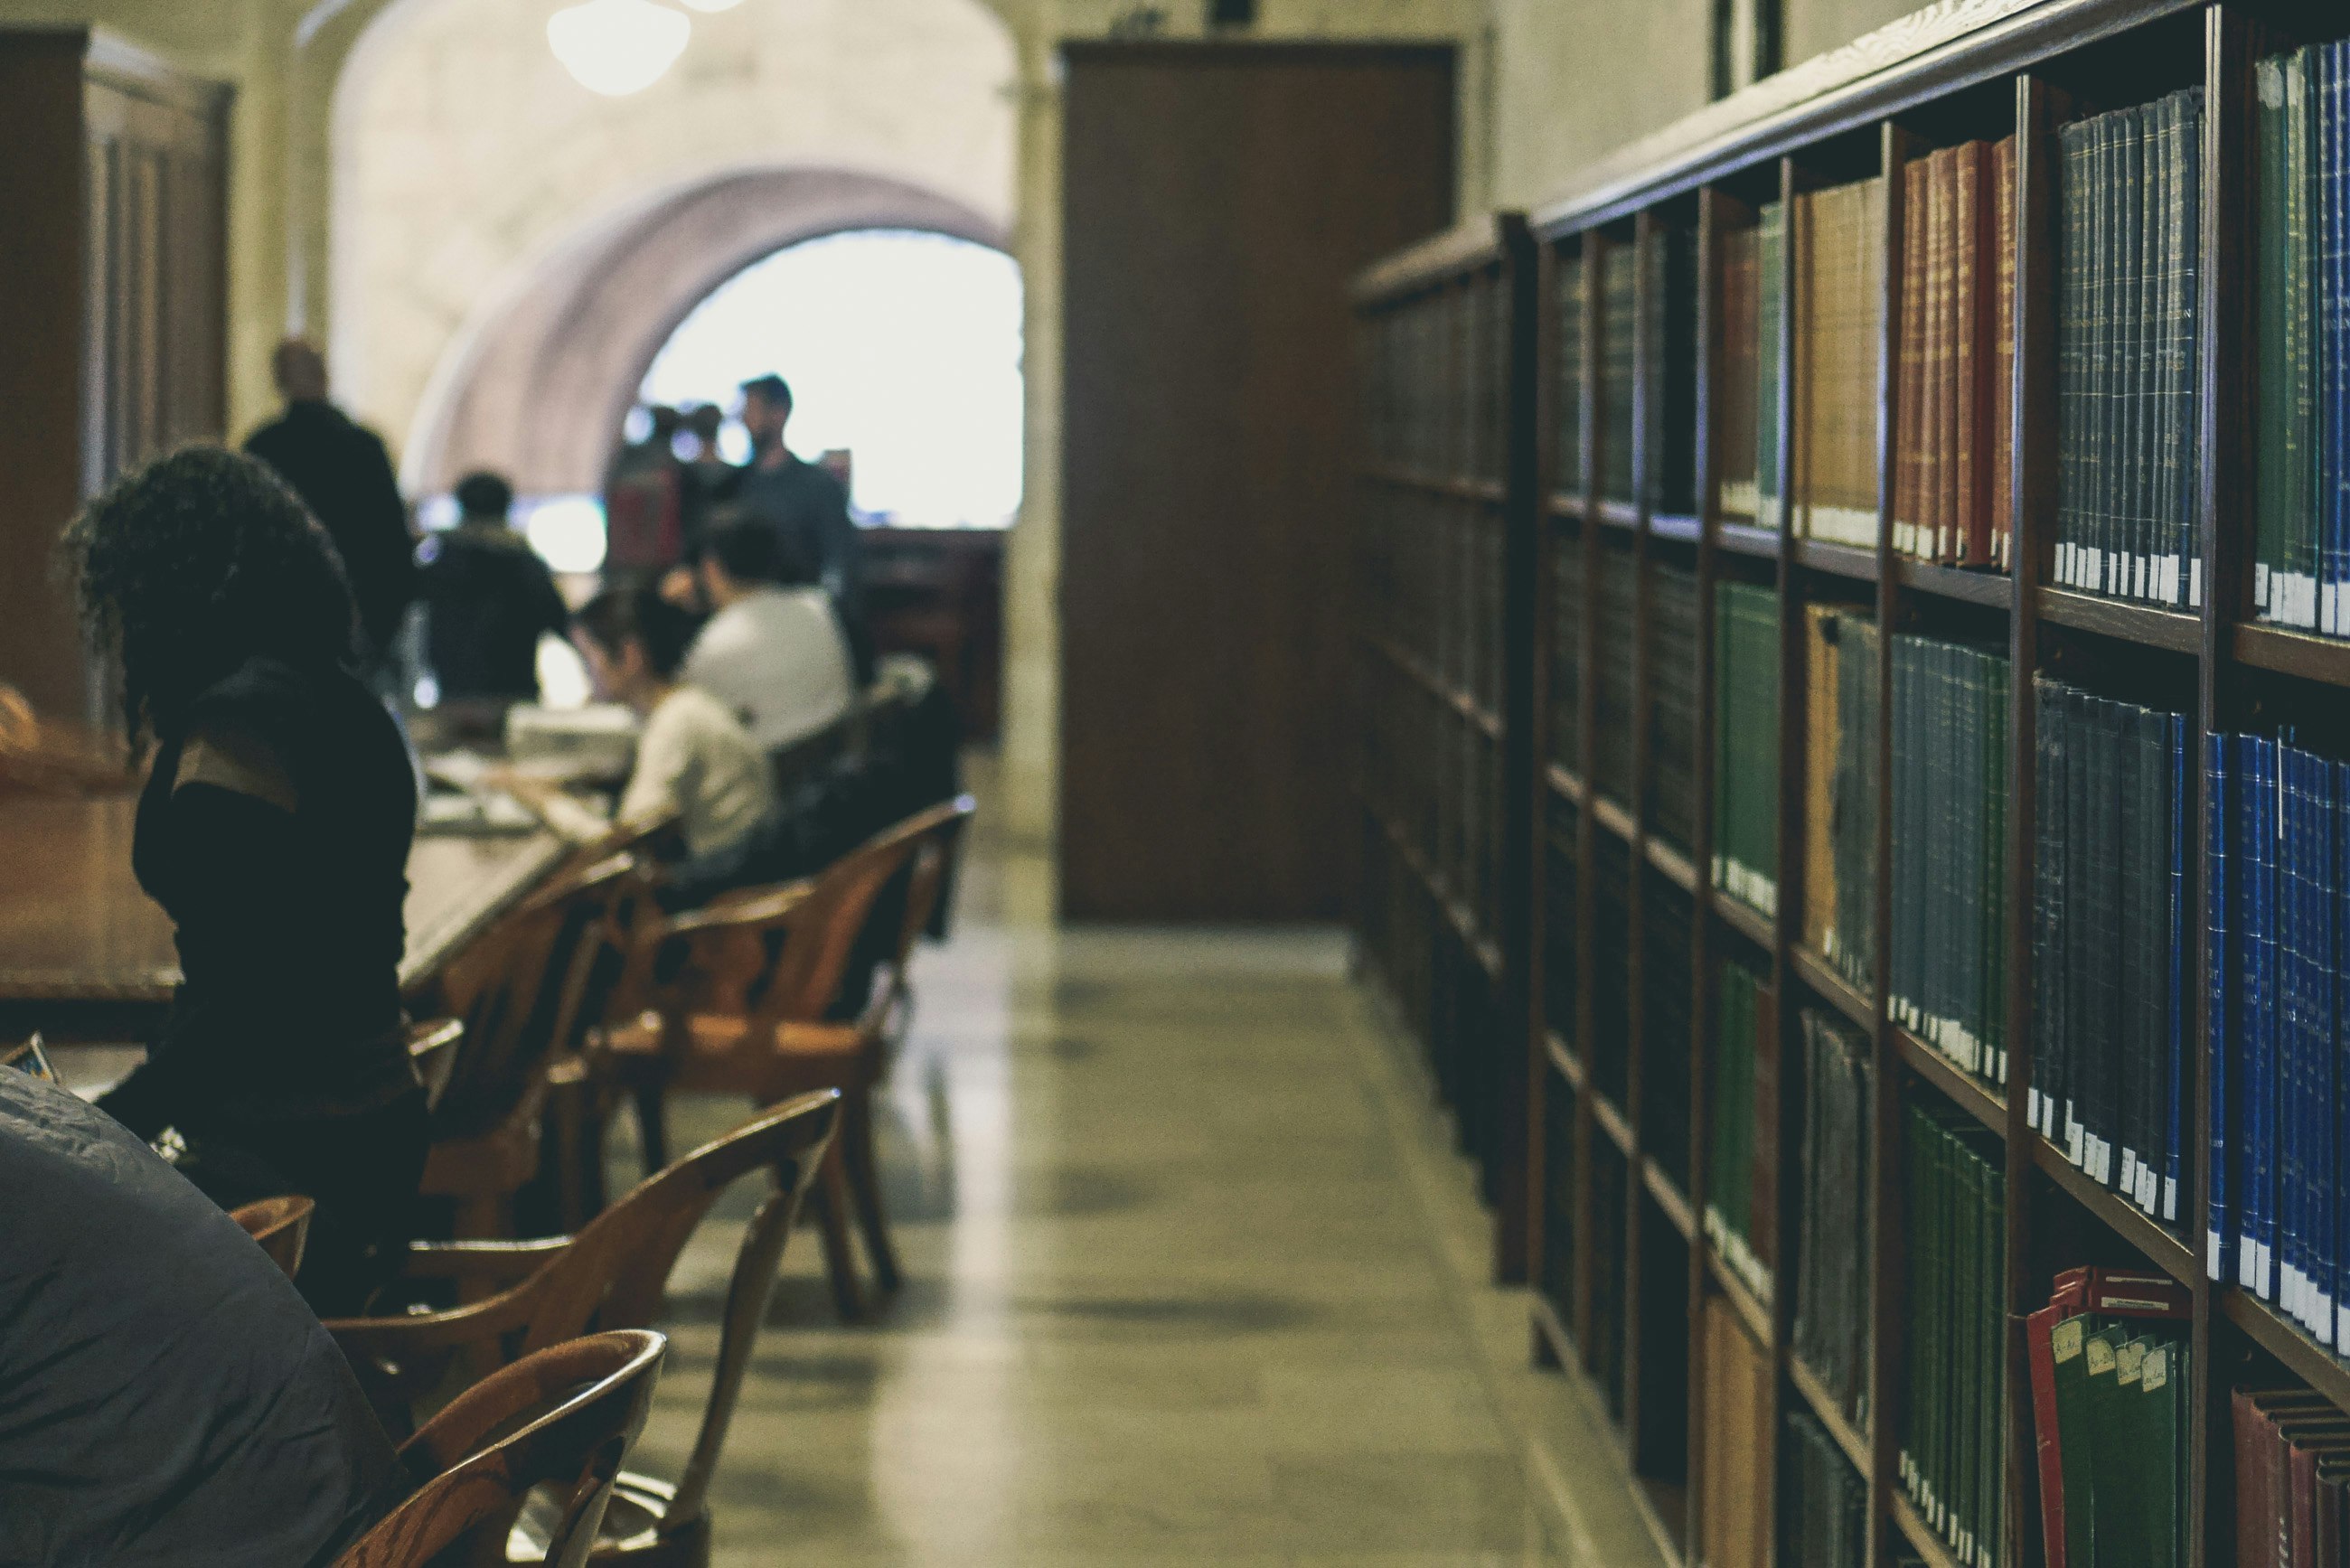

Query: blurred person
left=416, top=471, right=570, bottom=704
left=603, top=403, right=685, bottom=581
left=678, top=401, right=739, bottom=561
left=65, top=448, right=428, bottom=1315
left=572, top=585, right=773, bottom=859
left=244, top=339, right=416, bottom=673
left=0, top=1067, right=400, bottom=1565
left=734, top=373, right=871, bottom=679
left=682, top=511, right=853, bottom=753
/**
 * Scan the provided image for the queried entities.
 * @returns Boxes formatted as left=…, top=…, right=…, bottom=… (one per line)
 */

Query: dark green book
left=2140, top=1340, right=2177, bottom=1568
left=2051, top=1314, right=2097, bottom=1566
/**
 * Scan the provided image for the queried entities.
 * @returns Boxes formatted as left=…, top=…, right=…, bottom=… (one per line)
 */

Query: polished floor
left=620, top=785, right=1669, bottom=1566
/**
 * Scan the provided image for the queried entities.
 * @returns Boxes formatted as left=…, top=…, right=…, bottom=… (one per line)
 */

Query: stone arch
left=406, top=166, right=1009, bottom=496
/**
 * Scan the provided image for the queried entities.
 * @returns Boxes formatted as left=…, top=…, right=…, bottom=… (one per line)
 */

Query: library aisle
left=620, top=761, right=1666, bottom=1566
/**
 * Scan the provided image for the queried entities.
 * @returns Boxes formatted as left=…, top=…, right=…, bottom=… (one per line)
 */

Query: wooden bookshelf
left=1351, top=5, right=2350, bottom=1565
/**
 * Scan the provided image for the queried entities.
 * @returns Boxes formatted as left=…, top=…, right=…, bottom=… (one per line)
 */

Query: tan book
left=1895, top=154, right=1932, bottom=555
left=1991, top=133, right=2018, bottom=568
left=1927, top=146, right=1956, bottom=562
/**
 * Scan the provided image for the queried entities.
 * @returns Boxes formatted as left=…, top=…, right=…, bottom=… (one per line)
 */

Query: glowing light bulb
left=547, top=0, right=691, bottom=97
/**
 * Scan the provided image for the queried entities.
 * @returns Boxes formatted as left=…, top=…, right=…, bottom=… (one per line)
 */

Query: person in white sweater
left=682, top=511, right=855, bottom=753
left=573, top=585, right=774, bottom=858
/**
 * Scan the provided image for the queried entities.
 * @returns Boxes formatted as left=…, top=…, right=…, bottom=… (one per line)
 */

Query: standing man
left=243, top=340, right=416, bottom=674
left=603, top=405, right=685, bottom=583
left=416, top=471, right=571, bottom=704
left=734, top=373, right=870, bottom=681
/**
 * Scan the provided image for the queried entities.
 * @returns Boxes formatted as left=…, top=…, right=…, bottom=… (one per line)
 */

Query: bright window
left=637, top=229, right=1023, bottom=529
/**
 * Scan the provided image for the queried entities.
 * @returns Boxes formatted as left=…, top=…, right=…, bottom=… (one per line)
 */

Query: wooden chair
left=333, top=1329, right=666, bottom=1568
left=595, top=796, right=974, bottom=1319
left=230, top=1195, right=315, bottom=1280
left=421, top=853, right=644, bottom=1238
left=328, top=1087, right=840, bottom=1556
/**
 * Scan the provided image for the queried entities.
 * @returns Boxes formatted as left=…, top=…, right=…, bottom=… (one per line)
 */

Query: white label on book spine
left=2189, top=558, right=2202, bottom=608
left=2164, top=1176, right=2176, bottom=1223
left=2257, top=562, right=2272, bottom=606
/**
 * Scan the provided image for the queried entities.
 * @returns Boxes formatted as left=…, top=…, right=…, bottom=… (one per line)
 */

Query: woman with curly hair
left=66, top=446, right=426, bottom=1313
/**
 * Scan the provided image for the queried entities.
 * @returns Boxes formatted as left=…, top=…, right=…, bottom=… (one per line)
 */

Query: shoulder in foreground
left=177, top=721, right=299, bottom=813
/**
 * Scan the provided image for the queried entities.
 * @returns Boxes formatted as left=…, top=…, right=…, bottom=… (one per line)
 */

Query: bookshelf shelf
left=2231, top=621, right=2350, bottom=686
left=1891, top=1028, right=2004, bottom=1138
left=1892, top=556, right=2014, bottom=610
left=2026, top=1133, right=2198, bottom=1286
left=1532, top=1288, right=1576, bottom=1372
left=2219, top=1290, right=2350, bottom=1422
left=2035, top=586, right=2202, bottom=653
left=1787, top=1356, right=1870, bottom=1478
left=1891, top=1493, right=1966, bottom=1568
left=1788, top=943, right=1870, bottom=1032
left=1351, top=8, right=2325, bottom=1562
left=1711, top=893, right=1773, bottom=953
left=1706, top=1244, right=1772, bottom=1348
left=1792, top=537, right=1879, bottom=584
left=1716, top=521, right=1781, bottom=559
left=1643, top=1159, right=1697, bottom=1241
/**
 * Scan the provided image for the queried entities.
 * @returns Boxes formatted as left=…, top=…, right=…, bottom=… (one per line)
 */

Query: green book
left=2083, top=1328, right=2132, bottom=1568
left=2139, top=1341, right=2176, bottom=1568
left=2051, top=1315, right=2097, bottom=1567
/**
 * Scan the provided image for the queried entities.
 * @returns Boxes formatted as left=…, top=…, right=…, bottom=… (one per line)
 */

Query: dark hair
left=64, top=446, right=357, bottom=749
left=702, top=511, right=812, bottom=587
left=739, top=373, right=792, bottom=412
left=453, top=470, right=514, bottom=520
left=575, top=585, right=698, bottom=680
left=685, top=403, right=723, bottom=438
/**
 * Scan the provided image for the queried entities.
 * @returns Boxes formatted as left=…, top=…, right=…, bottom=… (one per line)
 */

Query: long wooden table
left=0, top=795, right=569, bottom=1039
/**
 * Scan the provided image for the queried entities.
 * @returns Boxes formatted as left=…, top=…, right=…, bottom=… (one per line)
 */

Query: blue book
left=2329, top=45, right=2349, bottom=631
left=2318, top=756, right=2339, bottom=1343
left=2210, top=733, right=2233, bottom=1282
left=2168, top=714, right=2186, bottom=1226
left=2281, top=742, right=2304, bottom=1322
left=2263, top=737, right=2283, bottom=1300
left=2336, top=757, right=2350, bottom=1347
left=2246, top=735, right=2277, bottom=1296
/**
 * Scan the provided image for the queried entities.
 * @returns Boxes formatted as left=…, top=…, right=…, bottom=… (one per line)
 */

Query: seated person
left=681, top=511, right=855, bottom=753
left=417, top=469, right=570, bottom=703
left=574, top=585, right=775, bottom=859
left=0, top=1067, right=400, bottom=1564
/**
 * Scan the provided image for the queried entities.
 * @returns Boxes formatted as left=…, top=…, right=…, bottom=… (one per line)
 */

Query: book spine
left=1994, top=134, right=2019, bottom=570
left=2210, top=731, right=2234, bottom=1280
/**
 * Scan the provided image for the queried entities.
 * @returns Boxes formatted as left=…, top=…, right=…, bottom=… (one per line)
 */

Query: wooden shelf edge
left=1890, top=1027, right=2006, bottom=1137
left=1646, top=835, right=1699, bottom=894
left=1590, top=792, right=1637, bottom=844
left=1711, top=890, right=1774, bottom=951
left=1365, top=634, right=1505, bottom=739
left=1596, top=498, right=1641, bottom=530
left=1545, top=1029, right=1586, bottom=1089
left=1716, top=520, right=1781, bottom=559
left=2035, top=586, right=2202, bottom=653
left=1893, top=555, right=2016, bottom=610
left=1890, top=1491, right=1966, bottom=1568
left=1527, top=1292, right=1687, bottom=1568
left=1788, top=943, right=1873, bottom=1032
left=1629, top=1477, right=1690, bottom=1568
left=1546, top=762, right=1587, bottom=803
left=1704, top=1244, right=1772, bottom=1347
left=1651, top=512, right=1702, bottom=543
left=1642, top=1158, right=1697, bottom=1241
left=2026, top=1134, right=2197, bottom=1285
left=1793, top=536, right=1881, bottom=582
left=1362, top=803, right=1501, bottom=977
left=1787, top=1355, right=1871, bottom=1477
left=1547, top=491, right=1584, bottom=520
left=1592, top=1089, right=1635, bottom=1157
left=1361, top=463, right=1506, bottom=503
left=2233, top=621, right=2350, bottom=686
left=1531, top=1287, right=1577, bottom=1371
left=2220, top=1289, right=2350, bottom=1419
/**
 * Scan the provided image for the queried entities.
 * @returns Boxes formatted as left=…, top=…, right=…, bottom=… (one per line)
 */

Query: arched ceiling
left=409, top=166, right=1007, bottom=496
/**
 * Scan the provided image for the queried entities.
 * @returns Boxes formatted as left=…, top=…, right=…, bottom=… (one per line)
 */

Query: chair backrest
left=405, top=1018, right=464, bottom=1113
left=333, top=1329, right=665, bottom=1568
left=744, top=794, right=976, bottom=1034
left=871, top=793, right=973, bottom=998
left=230, top=1195, right=315, bottom=1280
left=430, top=853, right=641, bottom=1135
left=328, top=1091, right=840, bottom=1424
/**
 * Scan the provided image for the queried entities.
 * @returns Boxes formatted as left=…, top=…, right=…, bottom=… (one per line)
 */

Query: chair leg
left=841, top=1088, right=901, bottom=1294
left=812, top=1141, right=868, bottom=1322
left=632, top=1081, right=669, bottom=1177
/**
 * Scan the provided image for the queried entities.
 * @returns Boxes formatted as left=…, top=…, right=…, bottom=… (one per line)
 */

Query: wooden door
left=1058, top=42, right=1455, bottom=920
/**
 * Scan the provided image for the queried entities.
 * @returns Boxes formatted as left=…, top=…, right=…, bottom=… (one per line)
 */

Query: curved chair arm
left=387, top=1236, right=572, bottom=1284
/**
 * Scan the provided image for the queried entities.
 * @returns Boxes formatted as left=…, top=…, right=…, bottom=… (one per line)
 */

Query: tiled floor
left=618, top=784, right=1668, bottom=1566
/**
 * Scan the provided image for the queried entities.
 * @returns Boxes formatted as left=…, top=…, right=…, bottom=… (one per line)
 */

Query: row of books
left=1902, top=1098, right=2007, bottom=1568
left=1647, top=559, right=1700, bottom=856
left=1549, top=520, right=1584, bottom=775
left=1594, top=535, right=1638, bottom=807
left=1892, top=136, right=2017, bottom=569
left=1642, top=871, right=1696, bottom=1188
left=1705, top=953, right=1774, bottom=1303
left=1791, top=1007, right=1873, bottom=1431
left=1800, top=605, right=1879, bottom=993
left=2031, top=678, right=2190, bottom=1231
left=2206, top=731, right=2349, bottom=1341
left=1362, top=272, right=1510, bottom=485
left=2235, top=1383, right=2350, bottom=1565
left=2252, top=39, right=2350, bottom=637
left=2052, top=90, right=2206, bottom=609
left=1714, top=579, right=1781, bottom=915
left=1358, top=489, right=1506, bottom=720
left=1358, top=658, right=1504, bottom=934
left=1892, top=635, right=2011, bottom=1084
left=1785, top=1410, right=1869, bottom=1568
left=2025, top=1266, right=2193, bottom=1568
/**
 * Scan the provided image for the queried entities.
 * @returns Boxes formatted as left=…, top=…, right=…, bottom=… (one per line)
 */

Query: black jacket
left=418, top=521, right=569, bottom=701
left=246, top=401, right=417, bottom=657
